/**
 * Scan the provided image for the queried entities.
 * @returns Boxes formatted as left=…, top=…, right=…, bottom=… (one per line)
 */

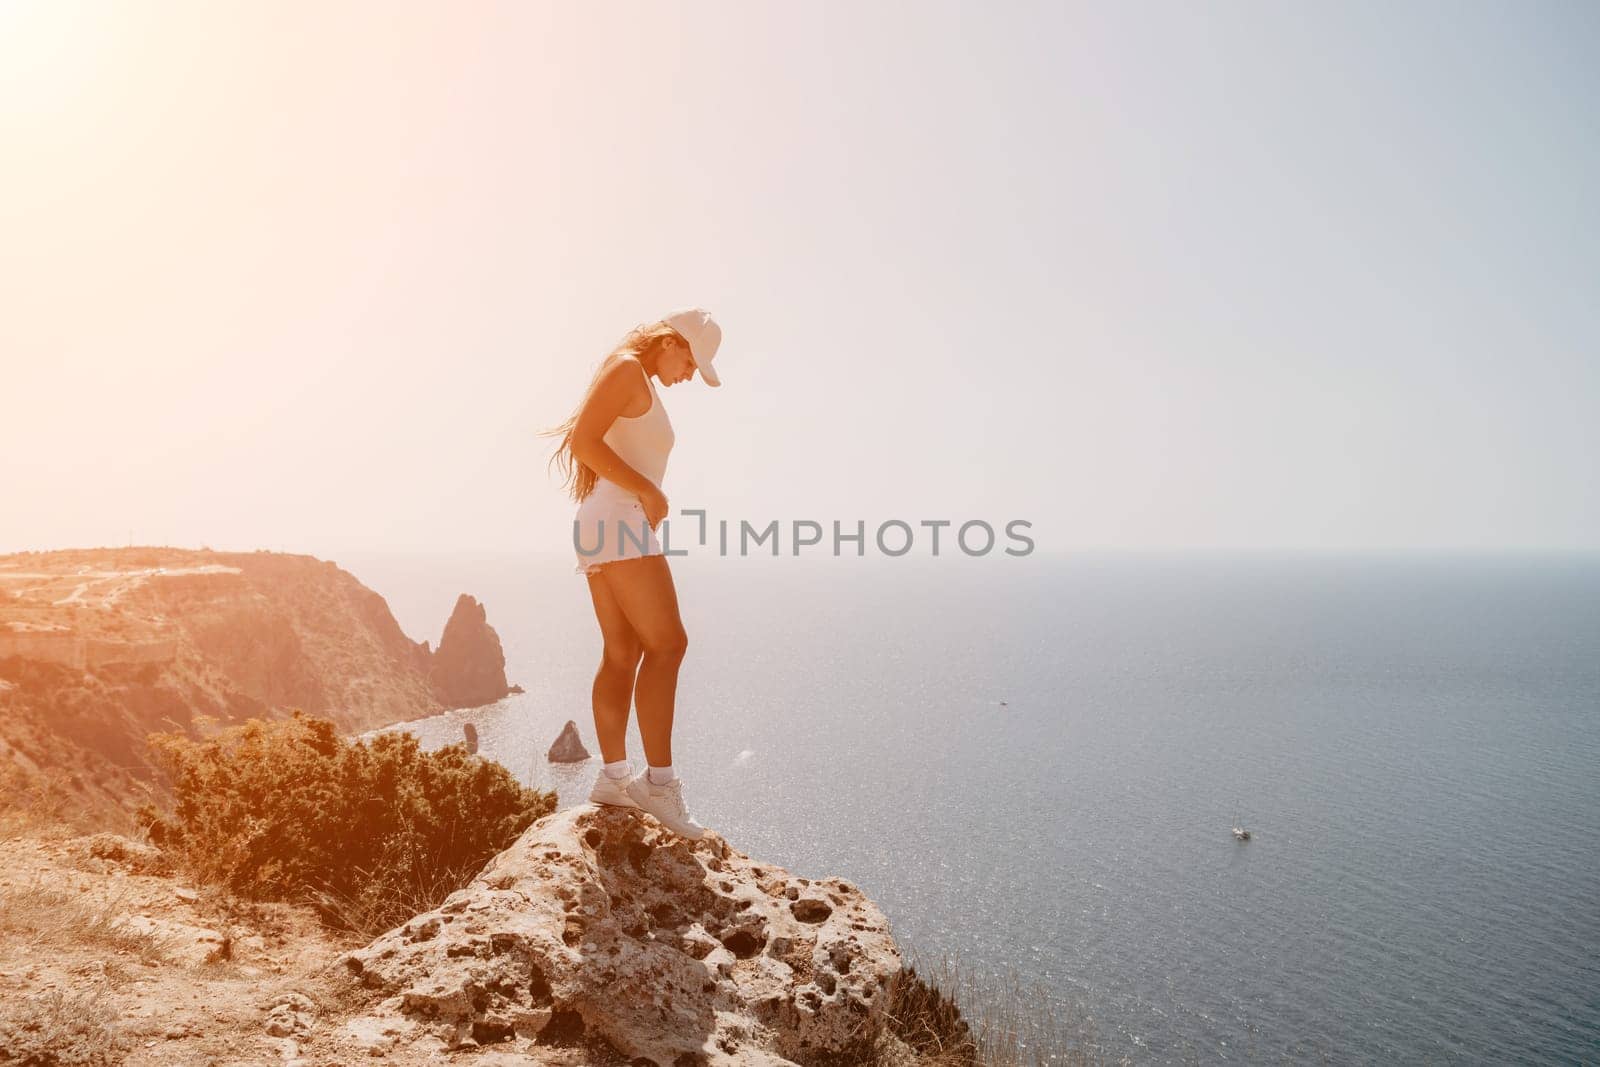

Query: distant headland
left=0, top=546, right=519, bottom=822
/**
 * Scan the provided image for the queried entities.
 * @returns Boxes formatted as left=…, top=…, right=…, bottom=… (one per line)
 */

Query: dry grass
left=885, top=948, right=1133, bottom=1067
left=0, top=986, right=133, bottom=1066
left=874, top=963, right=978, bottom=1066
left=0, top=766, right=75, bottom=840
left=0, top=762, right=132, bottom=842
left=302, top=850, right=484, bottom=944
left=886, top=952, right=1334, bottom=1065
left=0, top=874, right=176, bottom=966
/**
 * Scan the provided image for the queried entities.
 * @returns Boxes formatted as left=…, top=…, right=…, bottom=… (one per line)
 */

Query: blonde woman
left=542, top=308, right=723, bottom=840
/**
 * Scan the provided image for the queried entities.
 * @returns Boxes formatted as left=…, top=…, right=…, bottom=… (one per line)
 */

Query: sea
left=336, top=550, right=1600, bottom=1065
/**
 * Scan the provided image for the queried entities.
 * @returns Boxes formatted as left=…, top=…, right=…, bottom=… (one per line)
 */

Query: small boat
left=1232, top=827, right=1251, bottom=841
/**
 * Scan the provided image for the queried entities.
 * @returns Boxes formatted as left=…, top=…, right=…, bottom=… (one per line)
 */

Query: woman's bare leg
left=585, top=568, right=644, bottom=764
left=592, top=555, right=686, bottom=769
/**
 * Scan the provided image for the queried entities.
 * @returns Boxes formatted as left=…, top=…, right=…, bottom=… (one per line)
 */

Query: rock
left=263, top=992, right=316, bottom=1038
left=81, top=832, right=168, bottom=875
left=337, top=805, right=899, bottom=1066
left=429, top=594, right=513, bottom=709
left=340, top=1015, right=404, bottom=1053
left=546, top=720, right=591, bottom=763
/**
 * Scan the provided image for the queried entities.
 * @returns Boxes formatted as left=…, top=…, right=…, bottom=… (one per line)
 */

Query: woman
left=542, top=307, right=724, bottom=840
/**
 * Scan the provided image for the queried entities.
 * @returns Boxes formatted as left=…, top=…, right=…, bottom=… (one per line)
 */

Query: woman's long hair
left=539, top=319, right=682, bottom=503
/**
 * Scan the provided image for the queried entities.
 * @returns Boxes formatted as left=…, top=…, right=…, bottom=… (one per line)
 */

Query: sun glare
left=0, top=0, right=119, bottom=124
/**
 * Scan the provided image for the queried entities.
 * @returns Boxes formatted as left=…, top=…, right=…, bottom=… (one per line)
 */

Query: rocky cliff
left=0, top=805, right=954, bottom=1067
left=0, top=547, right=517, bottom=819
left=337, top=805, right=903, bottom=1065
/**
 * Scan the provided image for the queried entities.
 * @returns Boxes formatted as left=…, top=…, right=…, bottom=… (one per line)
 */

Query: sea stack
left=546, top=720, right=590, bottom=763
left=429, top=594, right=513, bottom=709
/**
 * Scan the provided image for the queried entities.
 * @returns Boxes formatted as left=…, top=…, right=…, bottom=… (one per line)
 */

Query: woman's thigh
left=587, top=567, right=642, bottom=667
left=593, top=555, right=687, bottom=654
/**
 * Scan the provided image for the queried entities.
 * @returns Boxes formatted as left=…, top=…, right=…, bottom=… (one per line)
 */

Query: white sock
left=647, top=764, right=676, bottom=785
left=603, top=759, right=631, bottom=780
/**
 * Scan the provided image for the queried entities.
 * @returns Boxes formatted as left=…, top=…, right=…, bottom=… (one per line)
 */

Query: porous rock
left=262, top=991, right=316, bottom=1037
left=336, top=805, right=898, bottom=1065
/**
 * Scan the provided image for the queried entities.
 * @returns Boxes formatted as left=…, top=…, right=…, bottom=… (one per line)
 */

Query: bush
left=135, top=710, right=556, bottom=935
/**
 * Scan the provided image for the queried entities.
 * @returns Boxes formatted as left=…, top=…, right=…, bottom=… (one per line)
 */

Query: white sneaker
left=588, top=768, right=641, bottom=809
left=624, top=773, right=710, bottom=840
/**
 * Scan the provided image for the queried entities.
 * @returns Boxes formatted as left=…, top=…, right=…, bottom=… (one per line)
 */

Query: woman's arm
left=571, top=358, right=660, bottom=500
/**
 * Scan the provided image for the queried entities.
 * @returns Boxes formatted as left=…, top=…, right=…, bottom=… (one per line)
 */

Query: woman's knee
left=642, top=625, right=688, bottom=661
left=600, top=639, right=643, bottom=674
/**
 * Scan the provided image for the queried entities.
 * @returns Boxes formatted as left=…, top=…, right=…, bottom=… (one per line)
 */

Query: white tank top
left=600, top=359, right=674, bottom=488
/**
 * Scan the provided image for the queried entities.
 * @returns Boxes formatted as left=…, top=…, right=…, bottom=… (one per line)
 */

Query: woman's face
left=657, top=336, right=698, bottom=386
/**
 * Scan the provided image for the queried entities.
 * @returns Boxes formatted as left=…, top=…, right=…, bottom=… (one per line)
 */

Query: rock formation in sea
left=337, top=805, right=899, bottom=1065
left=546, top=720, right=591, bottom=763
left=428, top=593, right=513, bottom=710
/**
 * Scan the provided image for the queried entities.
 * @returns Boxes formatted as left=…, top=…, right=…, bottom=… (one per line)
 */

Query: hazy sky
left=3, top=1, right=1596, bottom=556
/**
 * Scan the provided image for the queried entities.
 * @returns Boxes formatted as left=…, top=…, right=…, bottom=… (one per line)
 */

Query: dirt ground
left=0, top=814, right=637, bottom=1066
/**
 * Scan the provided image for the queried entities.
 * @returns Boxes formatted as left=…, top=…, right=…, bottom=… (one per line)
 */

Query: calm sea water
left=340, top=550, right=1600, bottom=1065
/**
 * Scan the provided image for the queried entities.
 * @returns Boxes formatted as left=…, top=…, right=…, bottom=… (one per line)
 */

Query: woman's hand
left=639, top=484, right=669, bottom=531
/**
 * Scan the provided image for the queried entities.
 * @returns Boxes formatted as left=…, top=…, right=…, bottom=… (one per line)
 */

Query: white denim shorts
left=572, top=478, right=662, bottom=576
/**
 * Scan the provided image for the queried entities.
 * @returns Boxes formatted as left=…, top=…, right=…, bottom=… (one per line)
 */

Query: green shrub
left=135, top=710, right=556, bottom=935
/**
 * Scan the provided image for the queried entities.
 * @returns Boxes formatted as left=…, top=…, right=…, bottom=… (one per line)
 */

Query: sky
left=2, top=0, right=1596, bottom=557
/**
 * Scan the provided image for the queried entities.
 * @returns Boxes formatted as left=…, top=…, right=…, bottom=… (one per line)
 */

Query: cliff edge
left=0, top=804, right=947, bottom=1067
left=338, top=805, right=901, bottom=1065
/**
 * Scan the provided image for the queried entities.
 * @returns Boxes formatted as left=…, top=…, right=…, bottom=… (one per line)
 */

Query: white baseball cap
left=663, top=307, right=723, bottom=387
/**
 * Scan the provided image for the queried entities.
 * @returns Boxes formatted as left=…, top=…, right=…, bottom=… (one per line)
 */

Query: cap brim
left=698, top=361, right=721, bottom=387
